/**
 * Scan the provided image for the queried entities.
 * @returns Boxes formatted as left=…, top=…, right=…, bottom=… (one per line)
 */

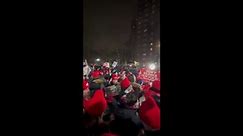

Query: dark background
left=84, top=0, right=137, bottom=60
left=1, top=0, right=242, bottom=135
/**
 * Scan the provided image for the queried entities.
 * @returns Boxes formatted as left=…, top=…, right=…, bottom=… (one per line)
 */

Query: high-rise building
left=128, top=0, right=160, bottom=66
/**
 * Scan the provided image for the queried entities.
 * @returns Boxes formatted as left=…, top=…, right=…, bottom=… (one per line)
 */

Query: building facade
left=129, top=0, right=160, bottom=66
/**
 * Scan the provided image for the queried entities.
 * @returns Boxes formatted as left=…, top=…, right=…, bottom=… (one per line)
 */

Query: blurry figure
left=83, top=59, right=91, bottom=77
left=139, top=95, right=161, bottom=131
left=142, top=80, right=160, bottom=107
left=82, top=62, right=162, bottom=136
left=83, top=89, right=108, bottom=118
left=110, top=73, right=119, bottom=85
left=151, top=80, right=160, bottom=94
left=126, top=71, right=136, bottom=83
left=83, top=79, right=90, bottom=100
left=91, top=70, right=102, bottom=79
left=120, top=76, right=131, bottom=91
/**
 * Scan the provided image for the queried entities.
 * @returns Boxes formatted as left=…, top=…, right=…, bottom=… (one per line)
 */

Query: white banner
left=112, top=61, right=118, bottom=68
left=83, top=59, right=91, bottom=76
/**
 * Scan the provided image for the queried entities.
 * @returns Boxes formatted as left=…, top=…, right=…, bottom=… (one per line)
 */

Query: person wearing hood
left=102, top=73, right=122, bottom=124
left=114, top=77, right=144, bottom=132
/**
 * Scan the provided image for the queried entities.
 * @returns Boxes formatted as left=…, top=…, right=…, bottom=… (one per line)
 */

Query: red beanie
left=139, top=96, right=160, bottom=130
left=120, top=77, right=131, bottom=90
left=111, top=74, right=119, bottom=81
left=83, top=80, right=89, bottom=90
left=84, top=89, right=107, bottom=117
left=91, top=70, right=101, bottom=79
left=152, top=80, right=160, bottom=91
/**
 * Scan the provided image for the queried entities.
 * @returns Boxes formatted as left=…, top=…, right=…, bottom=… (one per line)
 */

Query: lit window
left=150, top=42, right=153, bottom=45
left=144, top=29, right=147, bottom=32
left=150, top=48, right=153, bottom=51
left=143, top=53, right=146, bottom=56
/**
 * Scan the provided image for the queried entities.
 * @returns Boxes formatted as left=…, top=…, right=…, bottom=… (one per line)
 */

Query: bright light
left=149, top=63, right=156, bottom=70
left=96, top=58, right=100, bottom=62
left=134, top=61, right=139, bottom=66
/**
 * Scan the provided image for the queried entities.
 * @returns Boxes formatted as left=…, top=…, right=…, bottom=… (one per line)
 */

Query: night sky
left=83, top=0, right=137, bottom=60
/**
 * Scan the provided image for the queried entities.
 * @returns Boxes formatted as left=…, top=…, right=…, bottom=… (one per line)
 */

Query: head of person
left=111, top=73, right=119, bottom=85
left=119, top=71, right=126, bottom=80
left=120, top=77, right=131, bottom=91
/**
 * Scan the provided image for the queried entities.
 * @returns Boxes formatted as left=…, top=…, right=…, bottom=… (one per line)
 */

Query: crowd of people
left=82, top=61, right=162, bottom=136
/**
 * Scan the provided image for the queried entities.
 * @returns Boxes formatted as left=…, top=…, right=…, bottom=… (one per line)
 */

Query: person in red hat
left=91, top=70, right=102, bottom=79
left=139, top=95, right=161, bottom=131
left=88, top=67, right=107, bottom=96
left=118, top=76, right=135, bottom=106
left=102, top=72, right=122, bottom=123
left=120, top=76, right=131, bottom=91
left=105, top=73, right=121, bottom=103
left=84, top=89, right=108, bottom=117
left=110, top=73, right=119, bottom=85
left=110, top=82, right=144, bottom=133
left=140, top=80, right=161, bottom=110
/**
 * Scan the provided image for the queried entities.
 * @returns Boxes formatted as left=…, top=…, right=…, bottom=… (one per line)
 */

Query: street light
left=96, top=58, right=100, bottom=62
left=149, top=63, right=156, bottom=70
